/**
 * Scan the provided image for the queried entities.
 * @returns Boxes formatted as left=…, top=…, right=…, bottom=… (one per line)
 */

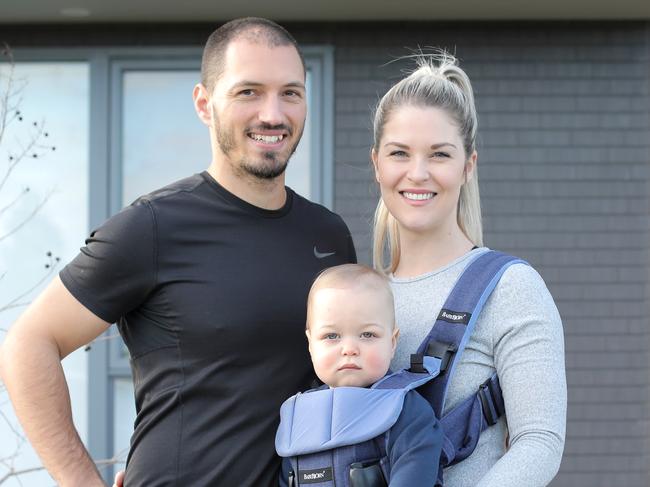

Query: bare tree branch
left=0, top=449, right=129, bottom=485
left=0, top=121, right=52, bottom=196
left=0, top=252, right=59, bottom=313
left=0, top=189, right=53, bottom=243
left=0, top=43, right=16, bottom=144
left=0, top=44, right=64, bottom=485
left=0, top=45, right=28, bottom=151
left=0, top=407, right=25, bottom=442
left=0, top=44, right=117, bottom=487
left=0, top=186, right=30, bottom=219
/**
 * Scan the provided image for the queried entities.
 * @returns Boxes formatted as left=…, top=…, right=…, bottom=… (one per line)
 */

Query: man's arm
left=0, top=276, right=111, bottom=487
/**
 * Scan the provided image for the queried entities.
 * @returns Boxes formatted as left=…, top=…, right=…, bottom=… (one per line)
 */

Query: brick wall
left=296, top=21, right=650, bottom=487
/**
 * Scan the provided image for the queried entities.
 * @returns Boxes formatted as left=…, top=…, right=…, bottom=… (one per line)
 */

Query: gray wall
left=3, top=19, right=649, bottom=487
left=300, top=22, right=649, bottom=487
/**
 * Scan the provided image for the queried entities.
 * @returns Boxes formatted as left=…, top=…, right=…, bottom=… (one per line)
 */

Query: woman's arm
left=477, top=264, right=567, bottom=487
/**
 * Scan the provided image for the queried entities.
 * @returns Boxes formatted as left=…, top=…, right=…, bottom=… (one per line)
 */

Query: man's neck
left=206, top=162, right=287, bottom=210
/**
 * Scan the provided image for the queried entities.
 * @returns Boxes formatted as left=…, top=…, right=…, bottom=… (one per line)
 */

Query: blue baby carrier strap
left=276, top=250, right=526, bottom=486
left=414, top=250, right=525, bottom=416
left=411, top=250, right=527, bottom=481
left=437, top=374, right=504, bottom=468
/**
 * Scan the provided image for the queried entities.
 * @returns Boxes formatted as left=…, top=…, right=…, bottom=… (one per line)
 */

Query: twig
left=0, top=122, right=48, bottom=195
left=0, top=450, right=129, bottom=485
left=0, top=252, right=60, bottom=313
left=0, top=189, right=53, bottom=243
left=0, top=186, right=30, bottom=219
left=0, top=43, right=78, bottom=487
left=0, top=302, right=30, bottom=312
left=0, top=43, right=16, bottom=144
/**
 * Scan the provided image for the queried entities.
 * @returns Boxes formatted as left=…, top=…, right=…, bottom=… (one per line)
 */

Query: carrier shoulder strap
left=412, top=250, right=527, bottom=418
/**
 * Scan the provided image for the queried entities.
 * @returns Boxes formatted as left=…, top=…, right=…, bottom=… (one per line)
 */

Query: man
left=0, top=18, right=356, bottom=486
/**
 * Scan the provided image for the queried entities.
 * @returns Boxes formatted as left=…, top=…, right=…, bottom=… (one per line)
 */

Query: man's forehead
left=221, top=38, right=303, bottom=77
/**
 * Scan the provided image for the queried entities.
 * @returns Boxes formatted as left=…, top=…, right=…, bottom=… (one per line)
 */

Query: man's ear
left=193, top=83, right=212, bottom=126
left=371, top=148, right=380, bottom=183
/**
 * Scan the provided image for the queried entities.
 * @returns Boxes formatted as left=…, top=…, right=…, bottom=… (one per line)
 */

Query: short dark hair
left=201, top=17, right=305, bottom=93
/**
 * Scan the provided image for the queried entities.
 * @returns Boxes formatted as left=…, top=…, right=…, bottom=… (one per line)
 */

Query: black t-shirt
left=60, top=172, right=356, bottom=486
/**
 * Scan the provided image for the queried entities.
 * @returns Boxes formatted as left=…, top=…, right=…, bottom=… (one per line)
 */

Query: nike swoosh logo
left=314, top=246, right=336, bottom=259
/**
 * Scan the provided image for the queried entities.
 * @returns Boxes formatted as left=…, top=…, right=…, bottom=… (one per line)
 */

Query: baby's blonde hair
left=306, top=264, right=395, bottom=329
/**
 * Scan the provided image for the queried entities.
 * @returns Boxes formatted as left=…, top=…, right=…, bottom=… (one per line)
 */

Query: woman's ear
left=371, top=148, right=380, bottom=183
left=464, top=150, right=478, bottom=183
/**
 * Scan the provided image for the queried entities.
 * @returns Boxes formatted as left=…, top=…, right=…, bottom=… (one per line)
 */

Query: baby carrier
left=276, top=251, right=527, bottom=487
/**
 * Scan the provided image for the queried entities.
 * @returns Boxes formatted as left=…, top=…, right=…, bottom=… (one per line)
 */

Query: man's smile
left=248, top=133, right=286, bottom=144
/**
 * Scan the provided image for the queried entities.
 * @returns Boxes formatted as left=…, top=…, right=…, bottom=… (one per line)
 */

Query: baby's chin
left=327, top=375, right=386, bottom=388
left=329, top=381, right=373, bottom=388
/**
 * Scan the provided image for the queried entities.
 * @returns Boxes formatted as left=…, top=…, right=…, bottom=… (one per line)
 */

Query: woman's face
left=372, top=105, right=476, bottom=238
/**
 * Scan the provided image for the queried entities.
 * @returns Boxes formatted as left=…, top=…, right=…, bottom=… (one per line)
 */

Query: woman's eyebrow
left=430, top=142, right=457, bottom=150
left=383, top=142, right=457, bottom=149
left=384, top=142, right=409, bottom=149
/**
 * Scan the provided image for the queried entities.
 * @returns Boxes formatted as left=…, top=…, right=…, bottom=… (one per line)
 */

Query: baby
left=277, top=264, right=442, bottom=487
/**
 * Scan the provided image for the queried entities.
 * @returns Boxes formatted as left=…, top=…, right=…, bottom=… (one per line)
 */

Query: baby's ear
left=391, top=326, right=400, bottom=355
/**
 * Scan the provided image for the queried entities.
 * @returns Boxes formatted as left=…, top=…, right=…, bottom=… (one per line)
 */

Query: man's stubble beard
left=213, top=108, right=304, bottom=181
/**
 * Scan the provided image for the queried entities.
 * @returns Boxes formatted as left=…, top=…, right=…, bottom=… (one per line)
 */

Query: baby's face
left=306, top=287, right=398, bottom=388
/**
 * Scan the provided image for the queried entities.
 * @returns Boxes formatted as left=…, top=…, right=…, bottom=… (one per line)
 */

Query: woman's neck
left=394, top=225, right=476, bottom=278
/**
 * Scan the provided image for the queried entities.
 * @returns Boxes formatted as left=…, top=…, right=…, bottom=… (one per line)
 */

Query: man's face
left=209, top=39, right=306, bottom=181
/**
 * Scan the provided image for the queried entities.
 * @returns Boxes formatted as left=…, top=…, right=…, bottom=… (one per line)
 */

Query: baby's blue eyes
left=322, top=332, right=377, bottom=340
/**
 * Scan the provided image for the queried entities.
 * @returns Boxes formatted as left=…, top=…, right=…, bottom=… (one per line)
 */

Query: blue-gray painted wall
left=309, top=22, right=650, bottom=487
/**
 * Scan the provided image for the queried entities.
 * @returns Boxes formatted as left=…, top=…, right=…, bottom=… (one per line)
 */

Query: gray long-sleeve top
left=390, top=247, right=566, bottom=487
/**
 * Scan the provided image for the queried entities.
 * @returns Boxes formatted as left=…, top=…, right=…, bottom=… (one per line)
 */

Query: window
left=0, top=60, right=89, bottom=485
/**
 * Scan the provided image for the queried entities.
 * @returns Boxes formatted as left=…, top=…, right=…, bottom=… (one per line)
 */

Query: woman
left=371, top=52, right=566, bottom=486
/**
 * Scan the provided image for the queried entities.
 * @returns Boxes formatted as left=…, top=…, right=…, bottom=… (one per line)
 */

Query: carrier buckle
left=426, top=340, right=457, bottom=374
left=478, top=376, right=505, bottom=426
left=409, top=354, right=427, bottom=373
left=409, top=341, right=457, bottom=374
